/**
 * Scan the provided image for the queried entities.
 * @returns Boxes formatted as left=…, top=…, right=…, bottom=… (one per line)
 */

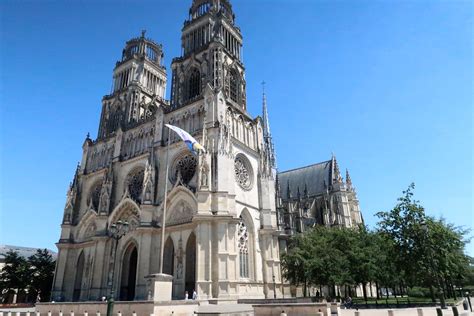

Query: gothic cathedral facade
left=52, top=0, right=363, bottom=302
left=52, top=0, right=281, bottom=302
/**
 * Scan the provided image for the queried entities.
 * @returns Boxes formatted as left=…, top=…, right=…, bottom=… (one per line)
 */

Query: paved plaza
left=340, top=307, right=474, bottom=316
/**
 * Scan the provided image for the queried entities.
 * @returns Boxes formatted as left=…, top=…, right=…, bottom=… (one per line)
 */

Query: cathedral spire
left=262, top=81, right=276, bottom=170
left=262, top=81, right=271, bottom=140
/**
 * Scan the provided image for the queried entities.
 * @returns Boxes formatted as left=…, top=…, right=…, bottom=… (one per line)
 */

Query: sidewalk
left=340, top=307, right=474, bottom=316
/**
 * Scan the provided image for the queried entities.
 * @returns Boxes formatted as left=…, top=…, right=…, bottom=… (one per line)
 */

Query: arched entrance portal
left=185, top=233, right=196, bottom=295
left=73, top=252, right=84, bottom=301
left=163, top=237, right=175, bottom=276
left=120, top=244, right=138, bottom=301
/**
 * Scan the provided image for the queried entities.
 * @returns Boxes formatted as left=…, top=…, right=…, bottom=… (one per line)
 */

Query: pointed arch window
left=188, top=68, right=201, bottom=100
left=229, top=69, right=240, bottom=103
left=127, top=169, right=145, bottom=203
left=238, top=216, right=250, bottom=278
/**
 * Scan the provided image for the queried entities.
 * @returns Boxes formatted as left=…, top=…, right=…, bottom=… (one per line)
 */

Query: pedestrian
left=185, top=291, right=189, bottom=300
left=192, top=289, right=197, bottom=300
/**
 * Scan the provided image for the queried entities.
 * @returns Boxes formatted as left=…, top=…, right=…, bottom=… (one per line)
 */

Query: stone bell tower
left=98, top=31, right=167, bottom=140
left=165, top=0, right=281, bottom=299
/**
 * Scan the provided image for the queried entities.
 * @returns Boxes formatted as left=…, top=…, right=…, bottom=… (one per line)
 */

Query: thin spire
left=261, top=80, right=276, bottom=169
left=332, top=154, right=343, bottom=184
left=262, top=81, right=271, bottom=139
left=346, top=168, right=353, bottom=189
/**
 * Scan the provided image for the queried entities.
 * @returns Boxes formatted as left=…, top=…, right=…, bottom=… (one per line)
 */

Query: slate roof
left=278, top=160, right=332, bottom=201
left=0, top=245, right=57, bottom=262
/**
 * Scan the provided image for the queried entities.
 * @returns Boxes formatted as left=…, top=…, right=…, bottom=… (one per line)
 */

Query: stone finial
left=346, top=168, right=353, bottom=189
left=332, top=155, right=343, bottom=184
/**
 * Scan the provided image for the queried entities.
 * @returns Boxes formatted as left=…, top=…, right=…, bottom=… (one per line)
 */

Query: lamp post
left=272, top=275, right=276, bottom=299
left=421, top=220, right=446, bottom=309
left=106, top=220, right=130, bottom=316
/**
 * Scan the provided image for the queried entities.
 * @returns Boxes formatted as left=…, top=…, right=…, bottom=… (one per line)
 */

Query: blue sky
left=0, top=0, right=472, bottom=255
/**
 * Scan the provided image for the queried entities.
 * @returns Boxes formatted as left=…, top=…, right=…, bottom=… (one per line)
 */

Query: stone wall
left=36, top=301, right=198, bottom=316
left=252, top=302, right=331, bottom=316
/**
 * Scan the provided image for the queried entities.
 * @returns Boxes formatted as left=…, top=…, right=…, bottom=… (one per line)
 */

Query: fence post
left=452, top=306, right=459, bottom=316
left=417, top=308, right=423, bottom=316
left=436, top=307, right=443, bottom=316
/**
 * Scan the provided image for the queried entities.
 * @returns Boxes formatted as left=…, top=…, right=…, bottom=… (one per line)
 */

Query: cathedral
left=51, top=0, right=363, bottom=302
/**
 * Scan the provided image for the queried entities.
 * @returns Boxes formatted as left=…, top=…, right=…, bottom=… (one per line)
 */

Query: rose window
left=128, top=169, right=144, bottom=203
left=90, top=182, right=102, bottom=210
left=172, top=154, right=197, bottom=184
left=234, top=155, right=253, bottom=190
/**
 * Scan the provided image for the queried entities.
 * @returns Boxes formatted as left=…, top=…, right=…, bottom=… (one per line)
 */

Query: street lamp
left=106, top=220, right=130, bottom=316
left=420, top=220, right=446, bottom=309
left=272, top=275, right=276, bottom=299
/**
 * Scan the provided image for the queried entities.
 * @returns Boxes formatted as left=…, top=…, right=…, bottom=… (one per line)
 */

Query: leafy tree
left=28, top=249, right=55, bottom=302
left=346, top=227, right=379, bottom=301
left=281, top=234, right=310, bottom=295
left=376, top=183, right=471, bottom=301
left=376, top=183, right=427, bottom=287
left=0, top=250, right=31, bottom=303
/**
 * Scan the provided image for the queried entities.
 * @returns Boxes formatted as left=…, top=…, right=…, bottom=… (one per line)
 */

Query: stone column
left=195, top=220, right=212, bottom=299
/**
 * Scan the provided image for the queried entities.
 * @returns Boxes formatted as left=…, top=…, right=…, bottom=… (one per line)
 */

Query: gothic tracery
left=234, top=155, right=252, bottom=190
left=127, top=169, right=145, bottom=203
left=238, top=216, right=250, bottom=278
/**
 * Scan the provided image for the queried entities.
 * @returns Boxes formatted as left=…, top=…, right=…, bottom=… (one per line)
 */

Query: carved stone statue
left=200, top=160, right=209, bottom=189
left=142, top=158, right=155, bottom=204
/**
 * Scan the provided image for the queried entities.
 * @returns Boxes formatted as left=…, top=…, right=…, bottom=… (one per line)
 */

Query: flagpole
left=159, top=134, right=171, bottom=274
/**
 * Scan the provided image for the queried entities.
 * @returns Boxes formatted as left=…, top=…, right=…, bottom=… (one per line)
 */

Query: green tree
left=376, top=183, right=427, bottom=288
left=376, top=183, right=471, bottom=302
left=28, top=249, right=55, bottom=302
left=281, top=233, right=310, bottom=295
left=0, top=250, right=31, bottom=303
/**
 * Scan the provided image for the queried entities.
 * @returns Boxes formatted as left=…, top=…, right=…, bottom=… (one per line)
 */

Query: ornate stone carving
left=171, top=154, right=197, bottom=185
left=238, top=216, right=249, bottom=278
left=127, top=169, right=145, bottom=203
left=234, top=155, right=253, bottom=190
left=89, top=182, right=102, bottom=211
left=142, top=158, right=155, bottom=204
left=167, top=201, right=194, bottom=226
left=199, top=159, right=209, bottom=189
left=99, top=177, right=112, bottom=215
